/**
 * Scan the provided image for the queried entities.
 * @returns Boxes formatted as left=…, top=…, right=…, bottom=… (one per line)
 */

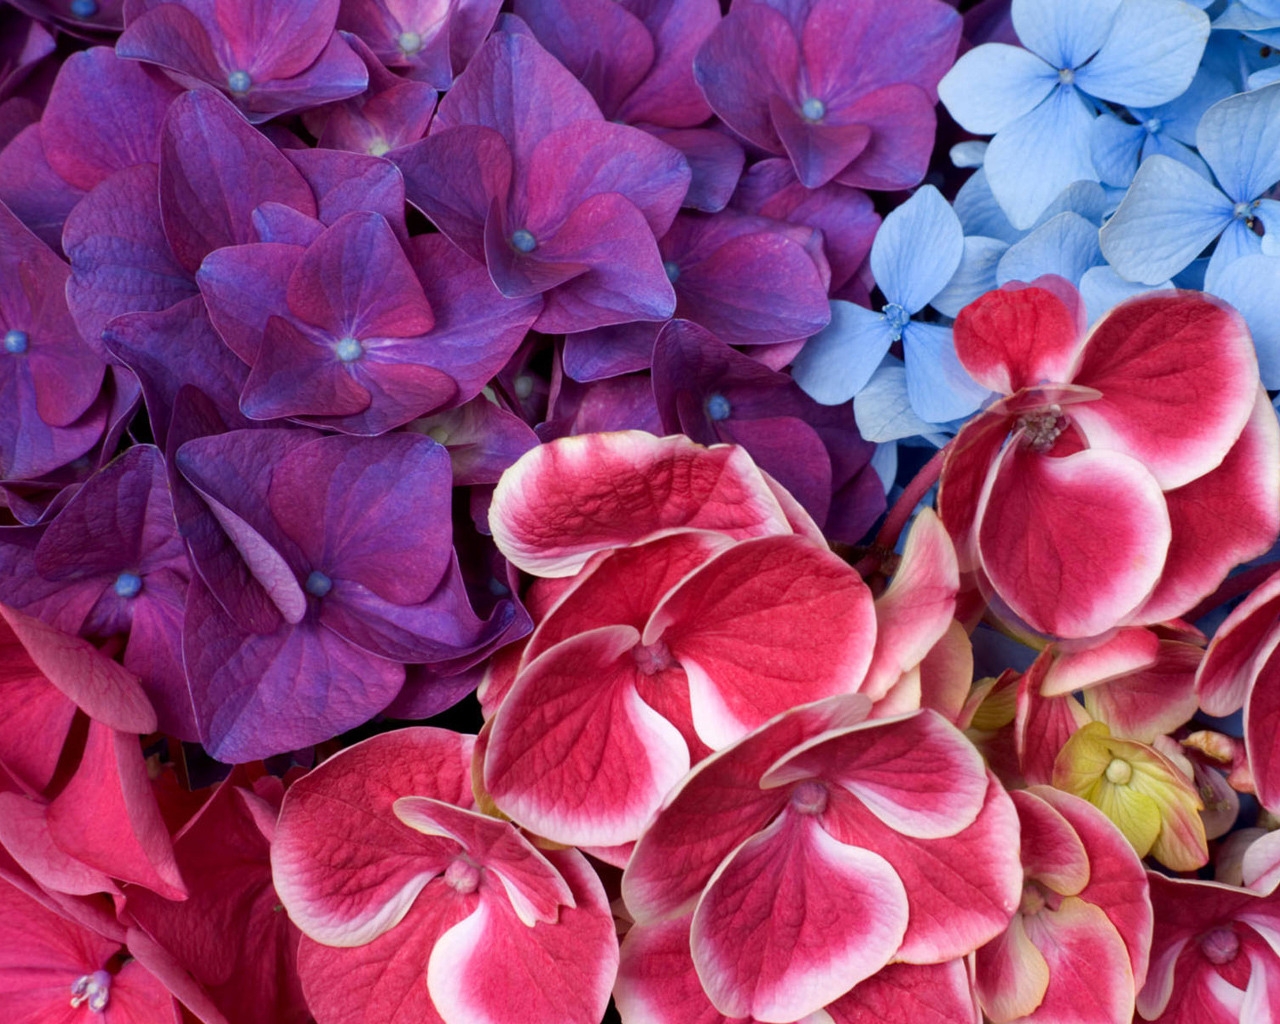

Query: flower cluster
left=3, top=0, right=1280, bottom=1022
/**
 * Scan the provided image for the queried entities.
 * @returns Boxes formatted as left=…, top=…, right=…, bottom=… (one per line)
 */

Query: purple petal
left=239, top=315, right=373, bottom=421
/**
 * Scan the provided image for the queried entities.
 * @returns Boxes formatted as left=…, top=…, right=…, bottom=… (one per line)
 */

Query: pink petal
left=483, top=626, right=690, bottom=846
left=1070, top=292, right=1259, bottom=490
left=936, top=410, right=1013, bottom=571
left=827, top=958, right=980, bottom=1024
left=614, top=915, right=730, bottom=1024
left=975, top=914, right=1051, bottom=1021
left=1031, top=787, right=1152, bottom=990
left=1039, top=627, right=1160, bottom=698
left=762, top=710, right=988, bottom=840
left=271, top=728, right=474, bottom=945
left=821, top=774, right=1022, bottom=963
left=425, top=848, right=617, bottom=1024
left=652, top=534, right=876, bottom=748
left=0, top=638, right=76, bottom=793
left=1133, top=389, right=1280, bottom=625
left=296, top=890, right=467, bottom=1024
left=1246, top=647, right=1280, bottom=816
left=489, top=432, right=791, bottom=576
left=0, top=792, right=116, bottom=897
left=622, top=695, right=870, bottom=923
left=1197, top=566, right=1280, bottom=716
left=1020, top=896, right=1137, bottom=1024
left=0, top=604, right=155, bottom=734
left=953, top=280, right=1085, bottom=395
left=861, top=509, right=959, bottom=701
left=976, top=444, right=1170, bottom=639
left=521, top=530, right=732, bottom=667
left=1082, top=640, right=1201, bottom=744
left=1015, top=656, right=1091, bottom=786
left=391, top=796, right=572, bottom=925
left=690, top=810, right=909, bottom=1022
left=1010, top=789, right=1090, bottom=896
left=45, top=719, right=185, bottom=900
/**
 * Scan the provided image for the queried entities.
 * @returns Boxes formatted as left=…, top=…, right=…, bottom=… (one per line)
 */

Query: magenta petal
left=490, top=432, right=791, bottom=577
left=287, top=211, right=434, bottom=338
left=653, top=535, right=876, bottom=747
left=158, top=89, right=315, bottom=274
left=977, top=444, right=1170, bottom=639
left=0, top=638, right=75, bottom=792
left=240, top=315, right=373, bottom=420
left=769, top=93, right=870, bottom=189
left=1070, top=292, right=1259, bottom=490
left=266, top=432, right=453, bottom=605
left=485, top=626, right=691, bottom=846
left=830, top=82, right=939, bottom=192
left=649, top=126, right=745, bottom=213
left=691, top=809, right=909, bottom=1022
left=271, top=727, right=473, bottom=945
left=0, top=792, right=116, bottom=897
left=196, top=241, right=299, bottom=364
left=484, top=199, right=586, bottom=299
left=426, top=848, right=617, bottom=1024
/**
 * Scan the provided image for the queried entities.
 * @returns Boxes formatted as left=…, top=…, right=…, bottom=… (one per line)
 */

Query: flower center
left=882, top=302, right=910, bottom=341
left=227, top=70, right=252, bottom=95
left=511, top=229, right=537, bottom=253
left=3, top=329, right=28, bottom=354
left=801, top=97, right=826, bottom=123
left=1058, top=67, right=1075, bottom=85
left=70, top=970, right=111, bottom=1013
left=335, top=337, right=363, bottom=363
left=1143, top=117, right=1163, bottom=134
left=305, top=571, right=333, bottom=598
left=444, top=856, right=481, bottom=895
left=368, top=139, right=391, bottom=157
left=1200, top=926, right=1239, bottom=965
left=633, top=638, right=678, bottom=675
left=706, top=393, right=731, bottom=421
left=789, top=780, right=828, bottom=816
left=114, top=572, right=143, bottom=599
left=70, top=0, right=98, bottom=16
left=398, top=30, right=423, bottom=55
left=663, top=260, right=681, bottom=283
left=1104, top=758, right=1133, bottom=785
left=1016, top=405, right=1067, bottom=452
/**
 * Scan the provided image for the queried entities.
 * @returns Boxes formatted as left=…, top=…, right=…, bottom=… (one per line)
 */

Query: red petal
left=953, top=281, right=1085, bottom=395
left=1070, top=291, right=1258, bottom=489
left=976, top=444, right=1170, bottom=639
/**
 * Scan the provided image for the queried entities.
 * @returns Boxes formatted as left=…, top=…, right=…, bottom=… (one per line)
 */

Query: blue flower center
left=1143, top=117, right=1163, bottom=135
left=706, top=393, right=731, bottom=421
left=114, top=572, right=143, bottom=599
left=663, top=260, right=681, bottom=283
left=1057, top=67, right=1075, bottom=85
left=227, top=70, right=252, bottom=94
left=305, top=571, right=333, bottom=598
left=398, top=30, right=423, bottom=55
left=3, top=329, right=28, bottom=354
left=882, top=302, right=911, bottom=341
left=335, top=337, right=363, bottom=362
left=70, top=971, right=112, bottom=1012
left=511, top=229, right=537, bottom=253
left=801, top=97, right=826, bottom=123
left=70, top=0, right=98, bottom=16
left=1234, top=200, right=1255, bottom=220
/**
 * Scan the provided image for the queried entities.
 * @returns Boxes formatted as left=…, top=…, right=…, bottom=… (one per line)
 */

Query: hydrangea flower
left=792, top=185, right=990, bottom=425
left=940, top=0, right=1210, bottom=228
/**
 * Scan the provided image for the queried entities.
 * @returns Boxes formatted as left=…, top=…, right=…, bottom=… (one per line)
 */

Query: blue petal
left=1214, top=1, right=1280, bottom=30
left=870, top=185, right=965, bottom=313
left=1079, top=265, right=1168, bottom=324
left=1037, top=179, right=1112, bottom=225
left=1075, top=0, right=1209, bottom=107
left=997, top=211, right=1103, bottom=286
left=932, top=236, right=1008, bottom=318
left=790, top=301, right=896, bottom=405
left=1142, top=133, right=1213, bottom=182
left=902, top=321, right=991, bottom=424
left=1210, top=253, right=1280, bottom=387
left=1090, top=114, right=1146, bottom=187
left=984, top=84, right=1098, bottom=230
left=869, top=442, right=898, bottom=493
left=950, top=141, right=988, bottom=168
left=953, top=169, right=1020, bottom=243
left=1133, top=68, right=1234, bottom=145
left=938, top=43, right=1058, bottom=135
left=854, top=359, right=945, bottom=443
left=1257, top=199, right=1280, bottom=255
left=1098, top=154, right=1234, bottom=283
left=1251, top=65, right=1280, bottom=89
left=1011, top=0, right=1121, bottom=69
left=1204, top=217, right=1264, bottom=290
left=1197, top=82, right=1280, bottom=202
